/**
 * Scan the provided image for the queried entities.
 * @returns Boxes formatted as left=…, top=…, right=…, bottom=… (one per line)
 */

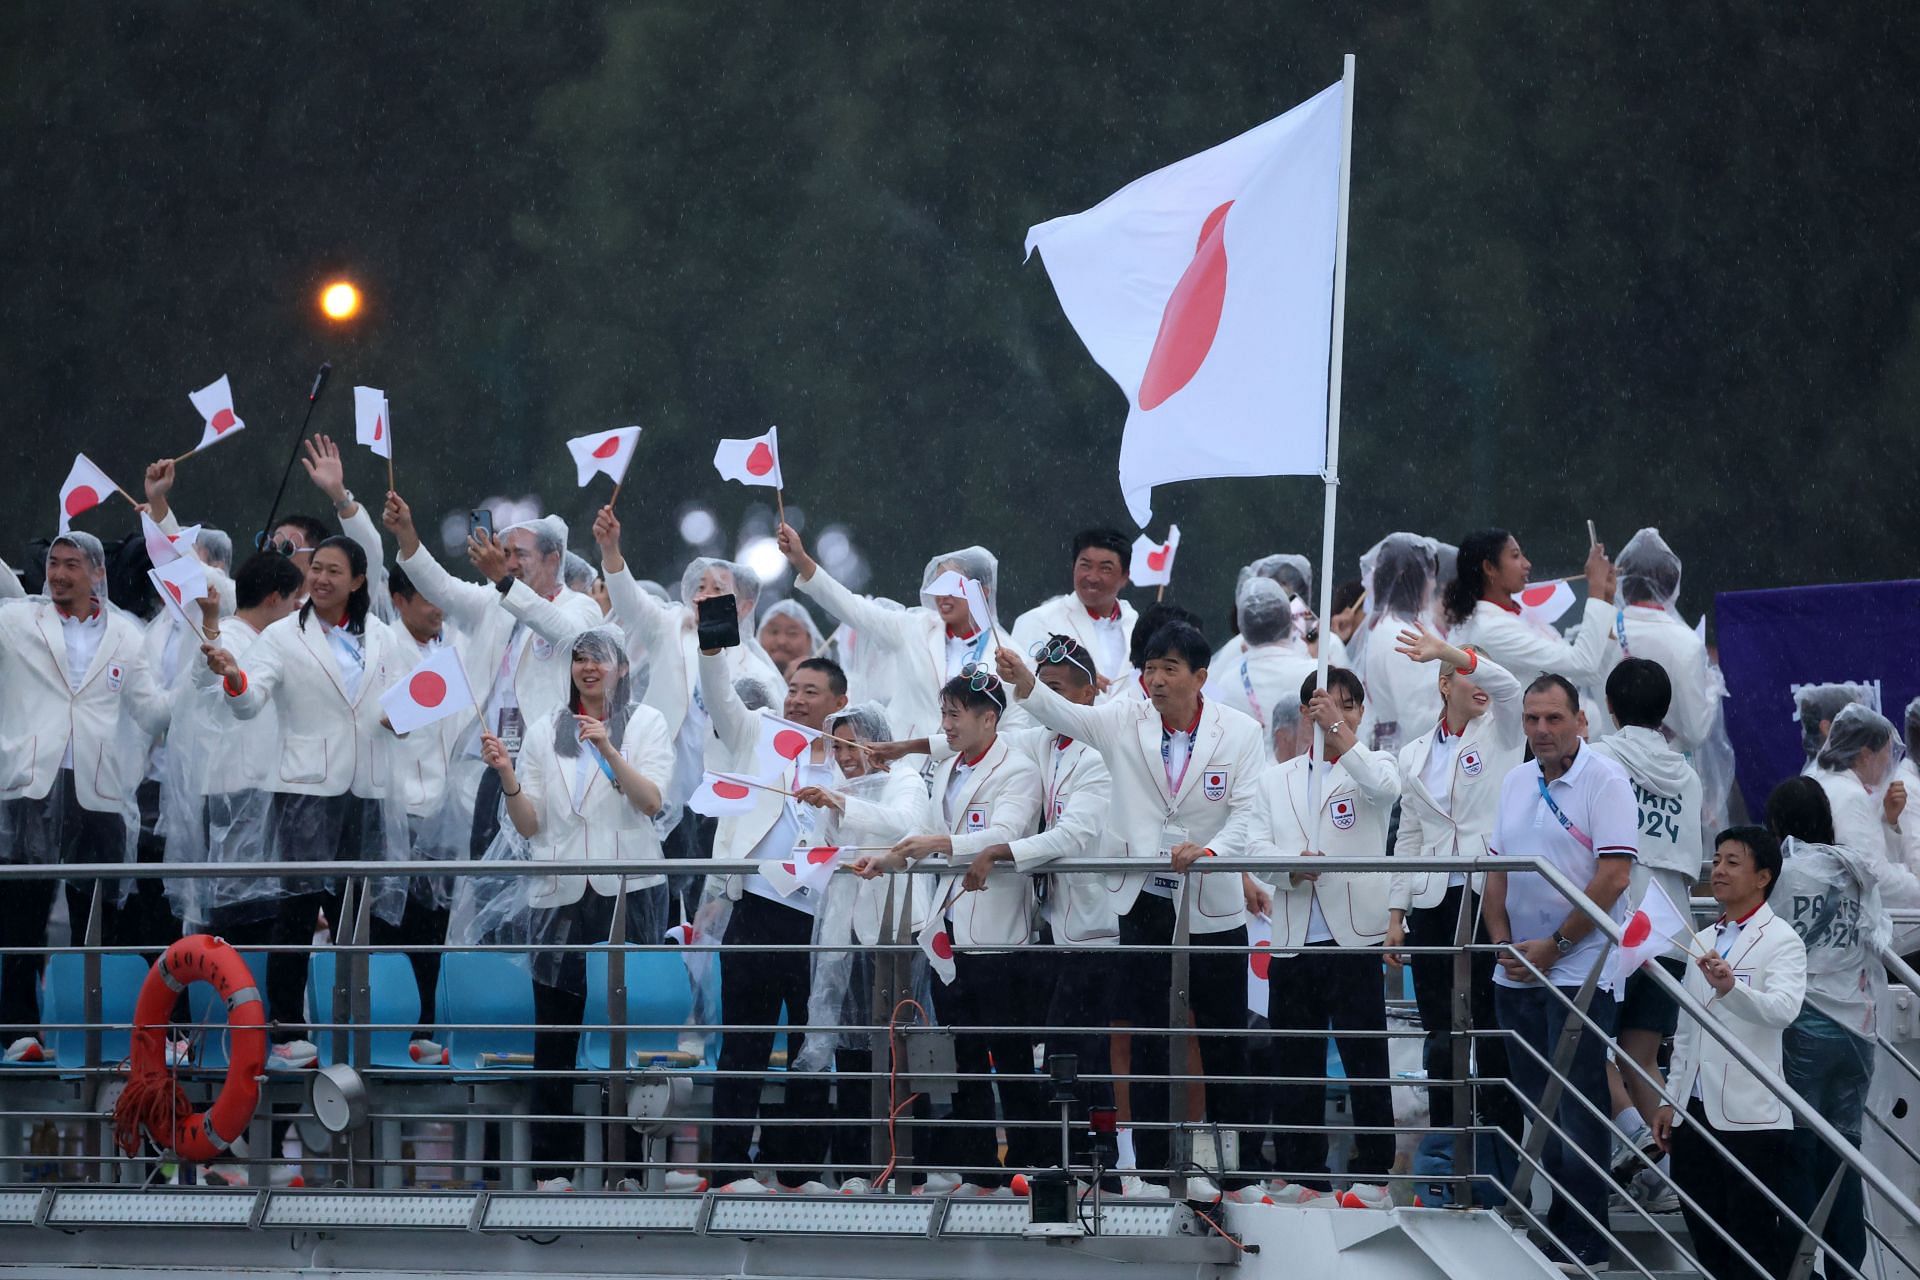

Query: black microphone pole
left=256, top=362, right=333, bottom=551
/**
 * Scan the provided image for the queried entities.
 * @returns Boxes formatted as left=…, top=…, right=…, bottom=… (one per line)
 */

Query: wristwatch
left=1551, top=929, right=1574, bottom=955
left=332, top=489, right=356, bottom=513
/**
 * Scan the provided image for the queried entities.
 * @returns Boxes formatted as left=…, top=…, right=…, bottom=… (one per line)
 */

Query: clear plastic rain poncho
left=1238, top=552, right=1313, bottom=601
left=1359, top=533, right=1449, bottom=629
left=1234, top=577, right=1295, bottom=647
left=756, top=597, right=825, bottom=665
left=1612, top=528, right=1683, bottom=612
left=1905, top=694, right=1920, bottom=759
left=1797, top=682, right=1871, bottom=762
left=561, top=550, right=597, bottom=594
left=446, top=628, right=669, bottom=993
left=1773, top=837, right=1894, bottom=1037
left=679, top=556, right=761, bottom=612
left=827, top=596, right=910, bottom=705
left=1814, top=703, right=1902, bottom=785
left=918, top=545, right=1002, bottom=630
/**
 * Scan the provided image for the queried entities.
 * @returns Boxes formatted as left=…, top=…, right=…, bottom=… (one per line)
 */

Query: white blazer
left=1002, top=728, right=1119, bottom=945
left=798, top=566, right=991, bottom=740
left=1203, top=644, right=1316, bottom=741
left=223, top=611, right=407, bottom=798
left=1664, top=903, right=1807, bottom=1132
left=1249, top=747, right=1400, bottom=950
left=395, top=544, right=603, bottom=737
left=1447, top=597, right=1613, bottom=691
left=0, top=601, right=170, bottom=813
left=1009, top=593, right=1138, bottom=688
left=1590, top=604, right=1716, bottom=751
left=1389, top=653, right=1524, bottom=913
left=923, top=736, right=1042, bottom=950
left=515, top=704, right=673, bottom=909
left=182, top=617, right=279, bottom=795
left=1356, top=614, right=1445, bottom=756
left=1017, top=681, right=1267, bottom=933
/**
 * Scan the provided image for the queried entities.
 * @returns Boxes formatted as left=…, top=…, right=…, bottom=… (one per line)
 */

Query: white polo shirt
left=1489, top=744, right=1638, bottom=989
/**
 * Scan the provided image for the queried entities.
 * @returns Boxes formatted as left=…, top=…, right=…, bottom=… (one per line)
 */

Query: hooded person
left=1008, top=528, right=1138, bottom=688
left=1794, top=682, right=1870, bottom=772
left=0, top=531, right=169, bottom=1058
left=1202, top=578, right=1314, bottom=739
left=1210, top=552, right=1349, bottom=674
left=450, top=626, right=673, bottom=1189
left=382, top=496, right=606, bottom=857
left=1898, top=696, right=1920, bottom=875
left=778, top=522, right=1004, bottom=740
left=756, top=597, right=825, bottom=680
left=1589, top=529, right=1719, bottom=753
left=1810, top=704, right=1907, bottom=864
left=1354, top=533, right=1450, bottom=754
left=200, top=534, right=416, bottom=1070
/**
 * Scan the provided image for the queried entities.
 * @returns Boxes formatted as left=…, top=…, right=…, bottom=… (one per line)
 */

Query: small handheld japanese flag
left=141, top=511, right=201, bottom=568
left=916, top=889, right=958, bottom=985
left=146, top=557, right=210, bottom=633
left=187, top=375, right=247, bottom=453
left=567, top=426, right=641, bottom=488
left=1246, top=912, right=1272, bottom=1017
left=380, top=647, right=476, bottom=736
left=713, top=425, right=782, bottom=488
left=1606, top=877, right=1701, bottom=991
left=758, top=845, right=841, bottom=899
left=1130, top=525, right=1182, bottom=587
left=354, top=386, right=392, bottom=461
left=59, top=453, right=121, bottom=533
left=924, top=571, right=992, bottom=636
left=688, top=770, right=760, bottom=818
left=757, top=714, right=823, bottom=779
left=1517, top=580, right=1577, bottom=629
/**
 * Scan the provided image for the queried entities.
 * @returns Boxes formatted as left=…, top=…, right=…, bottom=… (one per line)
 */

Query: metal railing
left=0, top=853, right=1914, bottom=1279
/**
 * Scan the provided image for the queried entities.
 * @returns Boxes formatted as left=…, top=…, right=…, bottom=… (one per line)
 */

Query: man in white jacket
left=0, top=533, right=171, bottom=1054
left=1246, top=666, right=1400, bottom=1207
left=1589, top=657, right=1704, bottom=1184
left=1203, top=579, right=1314, bottom=741
left=1008, top=529, right=1137, bottom=688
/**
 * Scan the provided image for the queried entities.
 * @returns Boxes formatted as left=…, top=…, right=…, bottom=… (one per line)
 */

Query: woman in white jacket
left=1653, top=826, right=1806, bottom=1280
left=473, top=628, right=672, bottom=1190
left=203, top=536, right=410, bottom=1069
left=1809, top=704, right=1906, bottom=865
left=1442, top=528, right=1616, bottom=691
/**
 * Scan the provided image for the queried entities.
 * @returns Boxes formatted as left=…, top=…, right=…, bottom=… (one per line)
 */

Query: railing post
left=1449, top=885, right=1475, bottom=1204
left=1167, top=877, right=1194, bottom=1200
left=885, top=875, right=916, bottom=1194
left=82, top=879, right=106, bottom=1181
left=348, top=883, right=375, bottom=1188
left=607, top=881, right=630, bottom=1188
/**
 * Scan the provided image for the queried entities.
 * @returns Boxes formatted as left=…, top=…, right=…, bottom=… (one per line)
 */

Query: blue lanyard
left=1535, top=776, right=1594, bottom=851
left=1615, top=607, right=1631, bottom=658
left=1239, top=660, right=1262, bottom=733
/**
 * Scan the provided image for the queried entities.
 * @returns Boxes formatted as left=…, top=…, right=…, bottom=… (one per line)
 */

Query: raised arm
left=782, top=523, right=914, bottom=654
left=695, top=648, right=758, bottom=758
left=302, top=434, right=392, bottom=619
left=0, top=558, right=22, bottom=601
left=384, top=492, right=497, bottom=633
left=995, top=646, right=1116, bottom=749
left=594, top=505, right=681, bottom=657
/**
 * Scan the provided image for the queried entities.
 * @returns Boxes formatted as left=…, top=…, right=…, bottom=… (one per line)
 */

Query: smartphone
left=468, top=509, right=495, bottom=540
left=1585, top=519, right=1598, bottom=550
left=696, top=593, right=741, bottom=650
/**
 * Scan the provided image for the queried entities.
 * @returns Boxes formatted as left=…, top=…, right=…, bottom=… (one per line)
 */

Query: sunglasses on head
left=1030, top=635, right=1094, bottom=681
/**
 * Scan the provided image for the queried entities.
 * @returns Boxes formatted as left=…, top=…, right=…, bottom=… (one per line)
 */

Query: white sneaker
left=778, top=1179, right=834, bottom=1195
left=664, top=1170, right=708, bottom=1194
left=716, top=1177, right=774, bottom=1195
left=1268, top=1181, right=1333, bottom=1206
left=408, top=1039, right=449, bottom=1066
left=947, top=1181, right=992, bottom=1198
left=1183, top=1174, right=1223, bottom=1203
left=1337, top=1182, right=1391, bottom=1209
left=536, top=1177, right=574, bottom=1193
left=3, top=1037, right=46, bottom=1064
left=164, top=1039, right=192, bottom=1068
left=838, top=1177, right=875, bottom=1195
left=1630, top=1167, right=1679, bottom=1213
left=1224, top=1185, right=1275, bottom=1205
left=917, top=1171, right=964, bottom=1196
left=267, top=1040, right=318, bottom=1071
left=1120, top=1175, right=1170, bottom=1199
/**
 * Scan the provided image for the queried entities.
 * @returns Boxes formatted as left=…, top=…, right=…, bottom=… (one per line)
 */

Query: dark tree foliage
left=3, top=4, right=1915, bottom=629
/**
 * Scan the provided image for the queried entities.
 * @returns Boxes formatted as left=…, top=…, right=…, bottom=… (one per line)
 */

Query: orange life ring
left=113, top=935, right=268, bottom=1162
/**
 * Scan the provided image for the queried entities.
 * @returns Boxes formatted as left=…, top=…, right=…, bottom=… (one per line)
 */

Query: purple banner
left=1714, top=579, right=1920, bottom=816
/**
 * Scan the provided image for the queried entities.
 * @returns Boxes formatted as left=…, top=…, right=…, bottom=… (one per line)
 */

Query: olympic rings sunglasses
left=1029, top=635, right=1095, bottom=682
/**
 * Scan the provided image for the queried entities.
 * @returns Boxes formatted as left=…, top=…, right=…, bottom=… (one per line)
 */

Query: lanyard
left=1535, top=776, right=1595, bottom=852
left=1160, top=725, right=1195, bottom=798
left=1239, top=660, right=1262, bottom=733
left=1615, top=607, right=1631, bottom=658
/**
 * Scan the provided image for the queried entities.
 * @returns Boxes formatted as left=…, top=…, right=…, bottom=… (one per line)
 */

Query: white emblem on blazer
left=964, top=805, right=988, bottom=832
left=1460, top=749, right=1483, bottom=777
left=1329, top=796, right=1357, bottom=830
left=106, top=663, right=124, bottom=693
left=1203, top=770, right=1227, bottom=801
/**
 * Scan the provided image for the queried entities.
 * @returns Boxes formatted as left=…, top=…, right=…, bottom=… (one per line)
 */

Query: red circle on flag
left=807, top=845, right=837, bottom=865
left=64, top=485, right=99, bottom=517
left=1520, top=584, right=1558, bottom=607
left=713, top=781, right=751, bottom=800
left=1138, top=200, right=1234, bottom=411
left=409, top=671, right=448, bottom=708
left=165, top=582, right=184, bottom=603
left=746, top=441, right=775, bottom=476
left=1249, top=940, right=1272, bottom=980
left=373, top=416, right=384, bottom=442
left=1622, top=910, right=1652, bottom=948
left=209, top=408, right=237, bottom=434
left=773, top=729, right=808, bottom=759
left=1147, top=544, right=1171, bottom=571
left=592, top=435, right=621, bottom=459
left=781, top=862, right=797, bottom=875
left=931, top=931, right=954, bottom=960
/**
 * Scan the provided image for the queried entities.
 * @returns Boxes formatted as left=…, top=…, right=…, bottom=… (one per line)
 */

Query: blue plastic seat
left=306, top=952, right=424, bottom=1068
left=436, top=952, right=534, bottom=1070
left=577, top=948, right=700, bottom=1071
left=184, top=950, right=270, bottom=1070
left=41, top=953, right=149, bottom=1072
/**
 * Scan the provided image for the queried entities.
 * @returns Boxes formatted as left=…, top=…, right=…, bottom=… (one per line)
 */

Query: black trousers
left=1266, top=941, right=1395, bottom=1183
left=1407, top=884, right=1521, bottom=1140
left=0, top=774, right=129, bottom=1039
left=934, top=950, right=1044, bottom=1188
left=262, top=791, right=378, bottom=1045
left=828, top=1047, right=874, bottom=1175
left=368, top=893, right=450, bottom=1038
left=712, top=892, right=830, bottom=1187
left=1120, top=894, right=1254, bottom=1189
left=469, top=767, right=504, bottom=859
left=1671, top=1099, right=1792, bottom=1279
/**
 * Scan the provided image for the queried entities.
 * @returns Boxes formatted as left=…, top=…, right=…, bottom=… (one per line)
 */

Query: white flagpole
left=1309, top=54, right=1357, bottom=832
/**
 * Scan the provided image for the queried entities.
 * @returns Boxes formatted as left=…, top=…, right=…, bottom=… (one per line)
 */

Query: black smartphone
left=468, top=509, right=495, bottom=540
left=696, top=593, right=741, bottom=650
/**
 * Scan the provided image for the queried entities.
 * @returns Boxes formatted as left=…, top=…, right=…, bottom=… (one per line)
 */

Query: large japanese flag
left=59, top=453, right=120, bottom=533
left=566, top=426, right=641, bottom=488
left=713, top=426, right=782, bottom=489
left=1130, top=525, right=1181, bottom=587
left=381, top=646, right=476, bottom=736
left=354, top=386, right=392, bottom=461
left=1025, top=81, right=1346, bottom=525
left=187, top=375, right=247, bottom=453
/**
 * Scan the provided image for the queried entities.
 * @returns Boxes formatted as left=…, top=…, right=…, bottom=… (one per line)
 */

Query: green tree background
left=3, top=3, right=1915, bottom=627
